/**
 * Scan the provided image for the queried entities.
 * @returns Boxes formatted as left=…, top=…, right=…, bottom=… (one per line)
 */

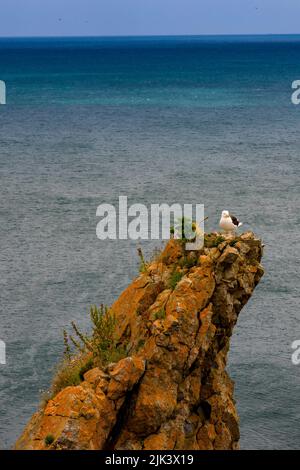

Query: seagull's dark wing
left=229, top=214, right=240, bottom=227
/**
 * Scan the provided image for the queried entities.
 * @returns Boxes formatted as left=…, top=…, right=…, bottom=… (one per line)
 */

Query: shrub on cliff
left=65, top=304, right=127, bottom=367
left=46, top=354, right=93, bottom=401
left=46, top=305, right=127, bottom=400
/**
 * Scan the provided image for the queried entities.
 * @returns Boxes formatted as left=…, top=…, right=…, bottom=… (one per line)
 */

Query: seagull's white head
left=221, top=210, right=230, bottom=218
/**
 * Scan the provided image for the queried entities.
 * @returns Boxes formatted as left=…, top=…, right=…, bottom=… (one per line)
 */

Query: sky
left=0, top=0, right=300, bottom=37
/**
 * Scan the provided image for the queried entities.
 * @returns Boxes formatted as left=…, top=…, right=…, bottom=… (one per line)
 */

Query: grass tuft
left=204, top=234, right=225, bottom=248
left=50, top=354, right=93, bottom=399
left=168, top=270, right=184, bottom=290
left=44, top=434, right=55, bottom=446
left=65, top=304, right=127, bottom=367
left=154, top=308, right=166, bottom=320
left=137, top=247, right=148, bottom=273
left=46, top=304, right=127, bottom=401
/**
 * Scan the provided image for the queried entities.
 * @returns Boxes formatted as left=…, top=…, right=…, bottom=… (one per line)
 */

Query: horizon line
left=1, top=32, right=300, bottom=39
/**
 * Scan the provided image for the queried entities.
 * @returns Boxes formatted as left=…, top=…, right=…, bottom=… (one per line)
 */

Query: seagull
left=219, top=210, right=243, bottom=235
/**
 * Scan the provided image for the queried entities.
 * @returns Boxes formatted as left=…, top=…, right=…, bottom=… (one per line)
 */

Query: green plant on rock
left=174, top=217, right=197, bottom=244
left=154, top=308, right=166, bottom=320
left=67, top=304, right=127, bottom=367
left=63, top=329, right=71, bottom=360
left=48, top=304, right=127, bottom=400
left=44, top=434, right=55, bottom=446
left=168, top=270, right=184, bottom=290
left=212, top=235, right=225, bottom=247
left=137, top=247, right=148, bottom=273
left=179, top=254, right=198, bottom=269
left=50, top=354, right=93, bottom=399
left=79, top=357, right=94, bottom=381
left=204, top=234, right=225, bottom=248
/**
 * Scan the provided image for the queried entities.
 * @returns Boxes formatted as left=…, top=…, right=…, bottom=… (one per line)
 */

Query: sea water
left=0, top=35, right=299, bottom=449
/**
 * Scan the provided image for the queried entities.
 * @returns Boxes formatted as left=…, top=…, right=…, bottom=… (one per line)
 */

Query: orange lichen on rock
left=15, top=232, right=264, bottom=450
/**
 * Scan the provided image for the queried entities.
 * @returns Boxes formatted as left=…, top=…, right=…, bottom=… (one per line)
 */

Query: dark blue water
left=0, top=36, right=299, bottom=449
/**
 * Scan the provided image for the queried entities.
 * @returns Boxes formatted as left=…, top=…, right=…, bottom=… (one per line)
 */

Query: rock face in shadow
left=15, top=232, right=264, bottom=450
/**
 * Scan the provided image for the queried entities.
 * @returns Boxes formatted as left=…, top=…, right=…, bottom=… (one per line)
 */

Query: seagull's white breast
left=219, top=216, right=236, bottom=231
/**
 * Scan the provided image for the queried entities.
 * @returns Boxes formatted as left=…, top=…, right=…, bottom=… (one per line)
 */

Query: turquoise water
left=0, top=36, right=299, bottom=449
